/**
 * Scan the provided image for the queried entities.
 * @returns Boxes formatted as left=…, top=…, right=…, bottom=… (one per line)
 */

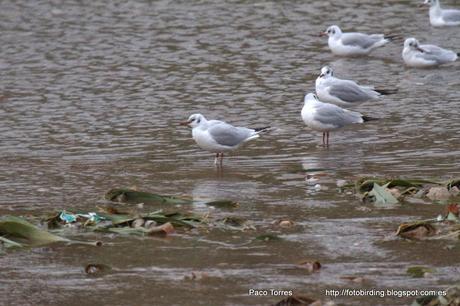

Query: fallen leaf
left=396, top=222, right=437, bottom=240
left=367, top=183, right=399, bottom=206
left=297, top=260, right=321, bottom=273
left=85, top=264, right=111, bottom=276
left=273, top=295, right=317, bottom=306
left=427, top=187, right=451, bottom=201
left=407, top=266, right=434, bottom=278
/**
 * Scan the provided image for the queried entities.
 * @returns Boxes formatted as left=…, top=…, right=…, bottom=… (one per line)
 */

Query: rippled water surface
left=1, top=1, right=460, bottom=305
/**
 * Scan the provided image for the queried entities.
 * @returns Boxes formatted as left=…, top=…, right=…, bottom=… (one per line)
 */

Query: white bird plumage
left=423, top=0, right=460, bottom=27
left=301, top=93, right=374, bottom=146
left=320, top=25, right=392, bottom=56
left=402, top=37, right=458, bottom=67
left=181, top=114, right=270, bottom=165
left=315, top=66, right=389, bottom=106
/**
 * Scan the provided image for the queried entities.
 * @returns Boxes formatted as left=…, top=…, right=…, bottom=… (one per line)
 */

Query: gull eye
left=190, top=118, right=195, bottom=122
left=197, top=118, right=201, bottom=124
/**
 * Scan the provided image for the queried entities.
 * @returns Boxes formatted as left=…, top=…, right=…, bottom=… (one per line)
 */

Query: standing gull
left=315, top=66, right=397, bottom=106
left=402, top=37, right=458, bottom=67
left=319, top=25, right=395, bottom=56
left=301, top=93, right=376, bottom=146
left=422, top=0, right=460, bottom=27
left=180, top=113, right=270, bottom=166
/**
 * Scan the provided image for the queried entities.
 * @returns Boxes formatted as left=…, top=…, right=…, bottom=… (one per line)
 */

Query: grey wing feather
left=443, top=10, right=460, bottom=22
left=420, top=45, right=456, bottom=63
left=341, top=33, right=379, bottom=49
left=314, top=104, right=363, bottom=128
left=208, top=124, right=252, bottom=147
left=329, top=82, right=373, bottom=103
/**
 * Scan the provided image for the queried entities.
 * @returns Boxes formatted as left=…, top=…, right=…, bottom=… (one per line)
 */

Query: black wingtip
left=363, top=116, right=379, bottom=122
left=384, top=34, right=403, bottom=42
left=254, top=126, right=271, bottom=133
left=375, top=88, right=398, bottom=95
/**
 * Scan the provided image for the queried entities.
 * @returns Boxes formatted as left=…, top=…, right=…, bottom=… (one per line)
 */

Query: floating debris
left=297, top=259, right=321, bottom=273
left=105, top=188, right=192, bottom=205
left=273, top=295, right=335, bottom=306
left=85, top=264, right=111, bottom=276
left=341, top=177, right=460, bottom=205
left=0, top=216, right=99, bottom=248
left=396, top=204, right=460, bottom=240
left=412, top=284, right=459, bottom=306
left=255, top=234, right=282, bottom=242
left=406, top=266, right=434, bottom=278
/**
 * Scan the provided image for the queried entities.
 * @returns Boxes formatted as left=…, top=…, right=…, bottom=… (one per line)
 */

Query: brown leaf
left=85, top=264, right=111, bottom=276
left=297, top=260, right=321, bottom=273
left=273, top=295, right=317, bottom=306
left=147, top=222, right=175, bottom=236
left=396, top=223, right=437, bottom=240
left=426, top=187, right=451, bottom=201
left=274, top=219, right=295, bottom=228
left=447, top=204, right=459, bottom=217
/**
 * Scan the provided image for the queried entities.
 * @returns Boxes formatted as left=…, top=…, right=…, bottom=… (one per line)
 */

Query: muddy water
left=1, top=1, right=460, bottom=305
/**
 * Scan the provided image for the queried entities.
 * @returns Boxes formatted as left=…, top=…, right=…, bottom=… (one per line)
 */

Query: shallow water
left=1, top=0, right=460, bottom=305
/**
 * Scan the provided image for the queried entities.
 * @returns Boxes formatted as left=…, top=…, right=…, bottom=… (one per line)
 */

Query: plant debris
left=85, top=264, right=111, bottom=276
left=342, top=177, right=460, bottom=205
left=406, top=266, right=434, bottom=278
left=396, top=204, right=460, bottom=240
left=0, top=216, right=99, bottom=249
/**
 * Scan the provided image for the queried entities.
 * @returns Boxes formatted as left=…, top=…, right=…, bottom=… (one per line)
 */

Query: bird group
left=181, top=0, right=459, bottom=166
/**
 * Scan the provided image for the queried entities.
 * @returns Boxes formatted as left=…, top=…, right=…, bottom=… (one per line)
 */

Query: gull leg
left=214, top=153, right=219, bottom=165
left=326, top=132, right=330, bottom=146
left=219, top=153, right=224, bottom=167
left=322, top=132, right=326, bottom=146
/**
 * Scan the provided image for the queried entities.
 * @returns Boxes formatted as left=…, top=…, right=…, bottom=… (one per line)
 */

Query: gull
left=301, top=93, right=376, bottom=146
left=319, top=25, right=395, bottom=56
left=315, top=66, right=397, bottom=106
left=402, top=37, right=458, bottom=67
left=422, top=0, right=460, bottom=27
left=180, top=113, right=270, bottom=166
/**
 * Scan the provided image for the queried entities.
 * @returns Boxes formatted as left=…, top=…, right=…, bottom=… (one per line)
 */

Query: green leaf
left=0, top=216, right=69, bottom=246
left=205, top=200, right=239, bottom=209
left=105, top=189, right=192, bottom=205
left=255, top=234, right=282, bottom=242
left=407, top=266, right=434, bottom=278
left=0, top=236, right=23, bottom=248
left=368, top=183, right=399, bottom=206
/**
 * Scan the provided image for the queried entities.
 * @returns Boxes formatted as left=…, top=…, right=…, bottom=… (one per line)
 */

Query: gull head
left=180, top=113, right=206, bottom=128
left=304, top=93, right=319, bottom=104
left=422, top=0, right=438, bottom=7
left=320, top=25, right=341, bottom=38
left=319, top=66, right=334, bottom=78
left=404, top=38, right=425, bottom=53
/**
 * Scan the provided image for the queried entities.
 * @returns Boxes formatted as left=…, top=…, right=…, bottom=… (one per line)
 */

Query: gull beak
left=416, top=46, right=426, bottom=53
left=319, top=73, right=325, bottom=78
left=179, top=121, right=190, bottom=126
left=318, top=32, right=327, bottom=37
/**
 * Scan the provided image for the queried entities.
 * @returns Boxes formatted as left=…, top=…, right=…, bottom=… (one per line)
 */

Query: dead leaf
left=273, top=295, right=317, bottom=306
left=396, top=223, right=437, bottom=240
left=297, top=260, right=321, bottom=273
left=427, top=187, right=451, bottom=201
left=147, top=222, right=175, bottom=236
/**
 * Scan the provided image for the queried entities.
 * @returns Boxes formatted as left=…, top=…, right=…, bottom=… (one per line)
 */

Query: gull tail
left=375, top=87, right=398, bottom=95
left=362, top=116, right=379, bottom=122
left=254, top=126, right=271, bottom=133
